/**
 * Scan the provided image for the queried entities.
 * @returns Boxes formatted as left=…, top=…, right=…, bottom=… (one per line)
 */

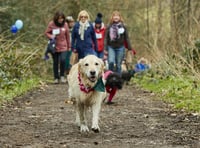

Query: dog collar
left=78, top=72, right=94, bottom=93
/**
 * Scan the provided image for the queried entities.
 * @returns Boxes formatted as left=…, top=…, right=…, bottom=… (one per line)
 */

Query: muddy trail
left=0, top=82, right=200, bottom=148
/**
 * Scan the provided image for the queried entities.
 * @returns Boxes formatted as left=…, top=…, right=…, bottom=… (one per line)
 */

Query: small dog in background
left=103, top=70, right=124, bottom=104
left=121, top=70, right=135, bottom=84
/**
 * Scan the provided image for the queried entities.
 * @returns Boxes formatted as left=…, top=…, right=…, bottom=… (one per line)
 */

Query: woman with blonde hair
left=104, top=10, right=132, bottom=74
left=71, top=10, right=97, bottom=60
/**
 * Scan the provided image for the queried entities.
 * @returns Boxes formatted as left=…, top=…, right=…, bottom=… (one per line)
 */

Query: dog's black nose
left=90, top=71, right=96, bottom=76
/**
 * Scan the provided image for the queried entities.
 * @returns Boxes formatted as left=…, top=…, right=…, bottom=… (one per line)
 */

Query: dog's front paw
left=91, top=124, right=100, bottom=133
left=80, top=124, right=89, bottom=132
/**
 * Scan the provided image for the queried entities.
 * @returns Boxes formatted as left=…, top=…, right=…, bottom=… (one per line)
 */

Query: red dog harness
left=103, top=70, right=118, bottom=102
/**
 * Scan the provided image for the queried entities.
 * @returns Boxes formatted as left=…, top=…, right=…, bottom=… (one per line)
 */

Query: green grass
left=0, top=76, right=42, bottom=104
left=133, top=74, right=200, bottom=112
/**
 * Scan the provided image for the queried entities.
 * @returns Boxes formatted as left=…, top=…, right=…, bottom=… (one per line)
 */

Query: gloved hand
left=72, top=49, right=77, bottom=53
left=132, top=48, right=136, bottom=55
left=43, top=54, right=49, bottom=60
left=50, top=38, right=56, bottom=44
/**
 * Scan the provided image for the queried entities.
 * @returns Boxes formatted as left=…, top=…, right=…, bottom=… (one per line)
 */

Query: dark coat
left=71, top=22, right=98, bottom=59
left=104, top=23, right=132, bottom=51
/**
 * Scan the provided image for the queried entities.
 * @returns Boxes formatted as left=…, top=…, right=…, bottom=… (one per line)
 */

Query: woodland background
left=0, top=0, right=200, bottom=111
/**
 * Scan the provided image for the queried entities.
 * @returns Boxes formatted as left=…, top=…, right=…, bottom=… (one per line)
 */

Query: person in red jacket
left=45, top=11, right=71, bottom=84
left=93, top=13, right=106, bottom=59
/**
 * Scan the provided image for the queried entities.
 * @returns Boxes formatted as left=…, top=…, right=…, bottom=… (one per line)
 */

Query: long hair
left=77, top=10, right=90, bottom=21
left=108, top=10, right=124, bottom=25
left=53, top=11, right=66, bottom=27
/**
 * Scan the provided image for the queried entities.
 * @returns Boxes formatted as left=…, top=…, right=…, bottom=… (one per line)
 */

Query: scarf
left=54, top=20, right=65, bottom=27
left=78, top=72, right=94, bottom=93
left=79, top=21, right=90, bottom=40
left=109, top=22, right=123, bottom=41
left=78, top=72, right=105, bottom=93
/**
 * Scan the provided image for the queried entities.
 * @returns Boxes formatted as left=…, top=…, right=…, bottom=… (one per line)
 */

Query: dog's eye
left=95, top=62, right=99, bottom=66
left=85, top=63, right=89, bottom=66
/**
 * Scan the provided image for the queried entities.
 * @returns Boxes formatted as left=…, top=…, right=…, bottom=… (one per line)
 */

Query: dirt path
left=0, top=83, right=200, bottom=148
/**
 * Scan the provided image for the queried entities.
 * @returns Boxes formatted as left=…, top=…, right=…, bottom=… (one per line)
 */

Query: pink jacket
left=45, top=21, right=71, bottom=52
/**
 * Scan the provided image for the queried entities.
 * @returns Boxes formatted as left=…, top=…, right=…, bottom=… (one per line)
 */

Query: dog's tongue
left=89, top=76, right=96, bottom=82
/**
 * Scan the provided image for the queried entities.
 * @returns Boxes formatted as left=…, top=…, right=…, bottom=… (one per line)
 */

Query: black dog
left=121, top=70, right=135, bottom=84
left=103, top=71, right=124, bottom=104
left=105, top=72, right=123, bottom=89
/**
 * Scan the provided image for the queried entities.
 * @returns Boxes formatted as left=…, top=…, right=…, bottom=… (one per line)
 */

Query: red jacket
left=45, top=21, right=71, bottom=52
left=94, top=23, right=106, bottom=52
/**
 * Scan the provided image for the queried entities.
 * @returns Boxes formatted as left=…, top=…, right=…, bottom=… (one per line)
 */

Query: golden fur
left=67, top=55, right=105, bottom=133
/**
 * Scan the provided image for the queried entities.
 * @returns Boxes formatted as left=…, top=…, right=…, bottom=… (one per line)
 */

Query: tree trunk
left=170, top=0, right=178, bottom=50
left=156, top=0, right=162, bottom=49
left=187, top=0, right=191, bottom=43
left=146, top=0, right=150, bottom=48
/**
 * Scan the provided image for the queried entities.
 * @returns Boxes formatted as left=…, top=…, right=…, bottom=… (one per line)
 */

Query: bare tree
left=146, top=0, right=150, bottom=48
left=155, top=0, right=163, bottom=49
left=170, top=0, right=179, bottom=50
left=187, top=0, right=191, bottom=43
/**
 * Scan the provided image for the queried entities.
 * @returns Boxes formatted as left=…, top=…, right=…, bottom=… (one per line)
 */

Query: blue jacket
left=135, top=63, right=149, bottom=72
left=71, top=22, right=98, bottom=59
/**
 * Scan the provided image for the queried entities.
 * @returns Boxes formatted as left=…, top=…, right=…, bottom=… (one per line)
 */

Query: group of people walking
left=45, top=9, right=132, bottom=84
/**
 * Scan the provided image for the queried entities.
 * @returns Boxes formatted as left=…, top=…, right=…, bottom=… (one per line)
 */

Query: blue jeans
left=108, top=46, right=125, bottom=74
left=96, top=51, right=104, bottom=59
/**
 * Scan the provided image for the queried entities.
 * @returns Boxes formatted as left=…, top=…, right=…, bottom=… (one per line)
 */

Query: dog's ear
left=98, top=58, right=104, bottom=74
left=78, top=59, right=83, bottom=73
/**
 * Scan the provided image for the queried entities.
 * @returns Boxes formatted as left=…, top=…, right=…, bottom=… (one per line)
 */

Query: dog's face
left=106, top=73, right=123, bottom=89
left=78, top=55, right=104, bottom=83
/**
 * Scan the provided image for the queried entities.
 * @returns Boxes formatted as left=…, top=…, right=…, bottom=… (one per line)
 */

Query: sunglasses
left=80, top=16, right=87, bottom=19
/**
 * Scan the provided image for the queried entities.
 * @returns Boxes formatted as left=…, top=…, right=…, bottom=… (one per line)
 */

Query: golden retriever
left=67, top=55, right=105, bottom=133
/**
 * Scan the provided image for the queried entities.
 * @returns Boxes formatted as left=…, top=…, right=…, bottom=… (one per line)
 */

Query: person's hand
left=50, top=38, right=56, bottom=44
left=51, top=35, right=56, bottom=39
left=72, top=49, right=77, bottom=53
left=43, top=54, right=49, bottom=60
left=132, top=48, right=136, bottom=55
left=104, top=50, right=108, bottom=55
